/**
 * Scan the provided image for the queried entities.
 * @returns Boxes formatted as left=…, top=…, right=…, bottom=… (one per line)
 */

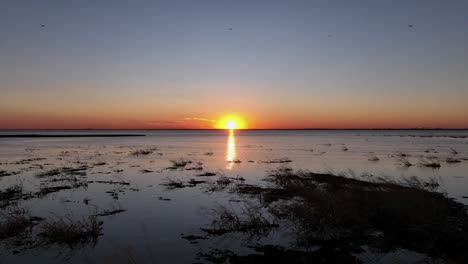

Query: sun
left=214, top=115, right=247, bottom=129
left=226, top=121, right=237, bottom=130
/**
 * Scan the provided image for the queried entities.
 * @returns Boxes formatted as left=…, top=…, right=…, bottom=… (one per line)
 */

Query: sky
left=1, top=0, right=468, bottom=129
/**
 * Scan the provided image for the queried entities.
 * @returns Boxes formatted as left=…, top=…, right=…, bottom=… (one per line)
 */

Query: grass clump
left=260, top=158, right=292, bottom=164
left=0, top=184, right=24, bottom=202
left=167, top=158, right=192, bottom=169
left=419, top=159, right=441, bottom=168
left=399, top=158, right=413, bottom=167
left=36, top=165, right=88, bottom=178
left=39, top=215, right=103, bottom=246
left=130, top=149, right=155, bottom=156
left=160, top=178, right=186, bottom=189
left=0, top=206, right=36, bottom=239
left=202, top=205, right=278, bottom=236
left=0, top=182, right=29, bottom=208
left=450, top=148, right=458, bottom=155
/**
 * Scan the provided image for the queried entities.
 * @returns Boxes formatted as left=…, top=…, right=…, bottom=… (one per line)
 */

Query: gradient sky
left=1, top=0, right=468, bottom=129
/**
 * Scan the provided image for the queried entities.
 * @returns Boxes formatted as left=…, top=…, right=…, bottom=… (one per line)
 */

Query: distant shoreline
left=0, top=134, right=146, bottom=138
left=1, top=128, right=467, bottom=131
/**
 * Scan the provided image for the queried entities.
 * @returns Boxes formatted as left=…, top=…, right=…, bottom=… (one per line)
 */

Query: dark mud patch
left=197, top=172, right=217, bottom=177
left=0, top=171, right=19, bottom=177
left=197, top=245, right=359, bottom=264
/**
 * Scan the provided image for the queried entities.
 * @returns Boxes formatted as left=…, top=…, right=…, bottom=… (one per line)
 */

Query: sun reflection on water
left=226, top=129, right=236, bottom=169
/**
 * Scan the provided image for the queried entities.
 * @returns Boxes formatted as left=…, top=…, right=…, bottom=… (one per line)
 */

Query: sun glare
left=226, top=121, right=237, bottom=130
left=214, top=115, right=247, bottom=130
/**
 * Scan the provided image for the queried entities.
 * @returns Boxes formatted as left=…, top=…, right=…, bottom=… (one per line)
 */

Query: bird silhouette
left=228, top=28, right=233, bottom=30
left=41, top=24, right=45, bottom=27
left=408, top=24, right=414, bottom=28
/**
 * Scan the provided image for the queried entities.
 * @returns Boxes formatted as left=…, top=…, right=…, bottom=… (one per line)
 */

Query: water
left=1, top=130, right=468, bottom=263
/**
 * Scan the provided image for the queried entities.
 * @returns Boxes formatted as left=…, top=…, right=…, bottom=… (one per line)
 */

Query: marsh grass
left=419, top=159, right=441, bottom=168
left=39, top=215, right=102, bottom=246
left=393, top=151, right=410, bottom=158
left=450, top=148, right=459, bottom=155
left=446, top=157, right=461, bottom=163
left=130, top=148, right=157, bottom=156
left=202, top=204, right=278, bottom=236
left=161, top=178, right=186, bottom=189
left=0, top=182, right=30, bottom=208
left=89, top=180, right=130, bottom=186
left=36, top=165, right=88, bottom=179
left=0, top=206, right=35, bottom=239
left=198, top=167, right=468, bottom=263
left=259, top=158, right=292, bottom=164
left=0, top=183, right=24, bottom=202
left=94, top=203, right=126, bottom=217
left=399, top=157, right=413, bottom=167
left=38, top=180, right=88, bottom=196
left=167, top=158, right=193, bottom=170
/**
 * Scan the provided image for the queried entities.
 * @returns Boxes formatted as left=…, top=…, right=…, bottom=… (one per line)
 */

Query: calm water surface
left=1, top=130, right=467, bottom=263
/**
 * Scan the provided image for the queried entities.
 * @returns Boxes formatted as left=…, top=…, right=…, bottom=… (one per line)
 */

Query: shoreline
left=0, top=134, right=146, bottom=138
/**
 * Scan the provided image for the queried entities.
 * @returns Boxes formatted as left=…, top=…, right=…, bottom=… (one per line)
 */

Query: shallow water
left=1, top=130, right=468, bottom=263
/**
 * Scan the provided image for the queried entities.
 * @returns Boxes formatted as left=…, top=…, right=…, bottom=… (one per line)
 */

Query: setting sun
left=226, top=121, right=237, bottom=129
left=214, top=115, right=248, bottom=129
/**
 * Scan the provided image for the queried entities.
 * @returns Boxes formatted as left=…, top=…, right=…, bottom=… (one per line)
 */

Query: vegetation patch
left=39, top=215, right=103, bottom=246
left=419, top=159, right=441, bottom=168
left=197, top=167, right=468, bottom=263
left=259, top=158, right=292, bottom=164
left=130, top=148, right=157, bottom=156
left=36, top=165, right=88, bottom=178
left=0, top=207, right=38, bottom=240
left=167, top=158, right=193, bottom=170
left=446, top=157, right=462, bottom=163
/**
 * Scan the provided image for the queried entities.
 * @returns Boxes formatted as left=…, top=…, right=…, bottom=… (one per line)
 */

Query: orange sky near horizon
left=1, top=104, right=467, bottom=129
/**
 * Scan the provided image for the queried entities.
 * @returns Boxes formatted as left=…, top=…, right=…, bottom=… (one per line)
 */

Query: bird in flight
left=408, top=24, right=414, bottom=28
left=228, top=28, right=233, bottom=30
left=41, top=24, right=45, bottom=27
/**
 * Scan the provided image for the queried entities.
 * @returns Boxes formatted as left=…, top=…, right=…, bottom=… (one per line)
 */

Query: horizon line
left=1, top=128, right=468, bottom=131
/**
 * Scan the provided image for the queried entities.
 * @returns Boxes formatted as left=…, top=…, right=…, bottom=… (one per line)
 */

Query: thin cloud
left=183, top=117, right=216, bottom=123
